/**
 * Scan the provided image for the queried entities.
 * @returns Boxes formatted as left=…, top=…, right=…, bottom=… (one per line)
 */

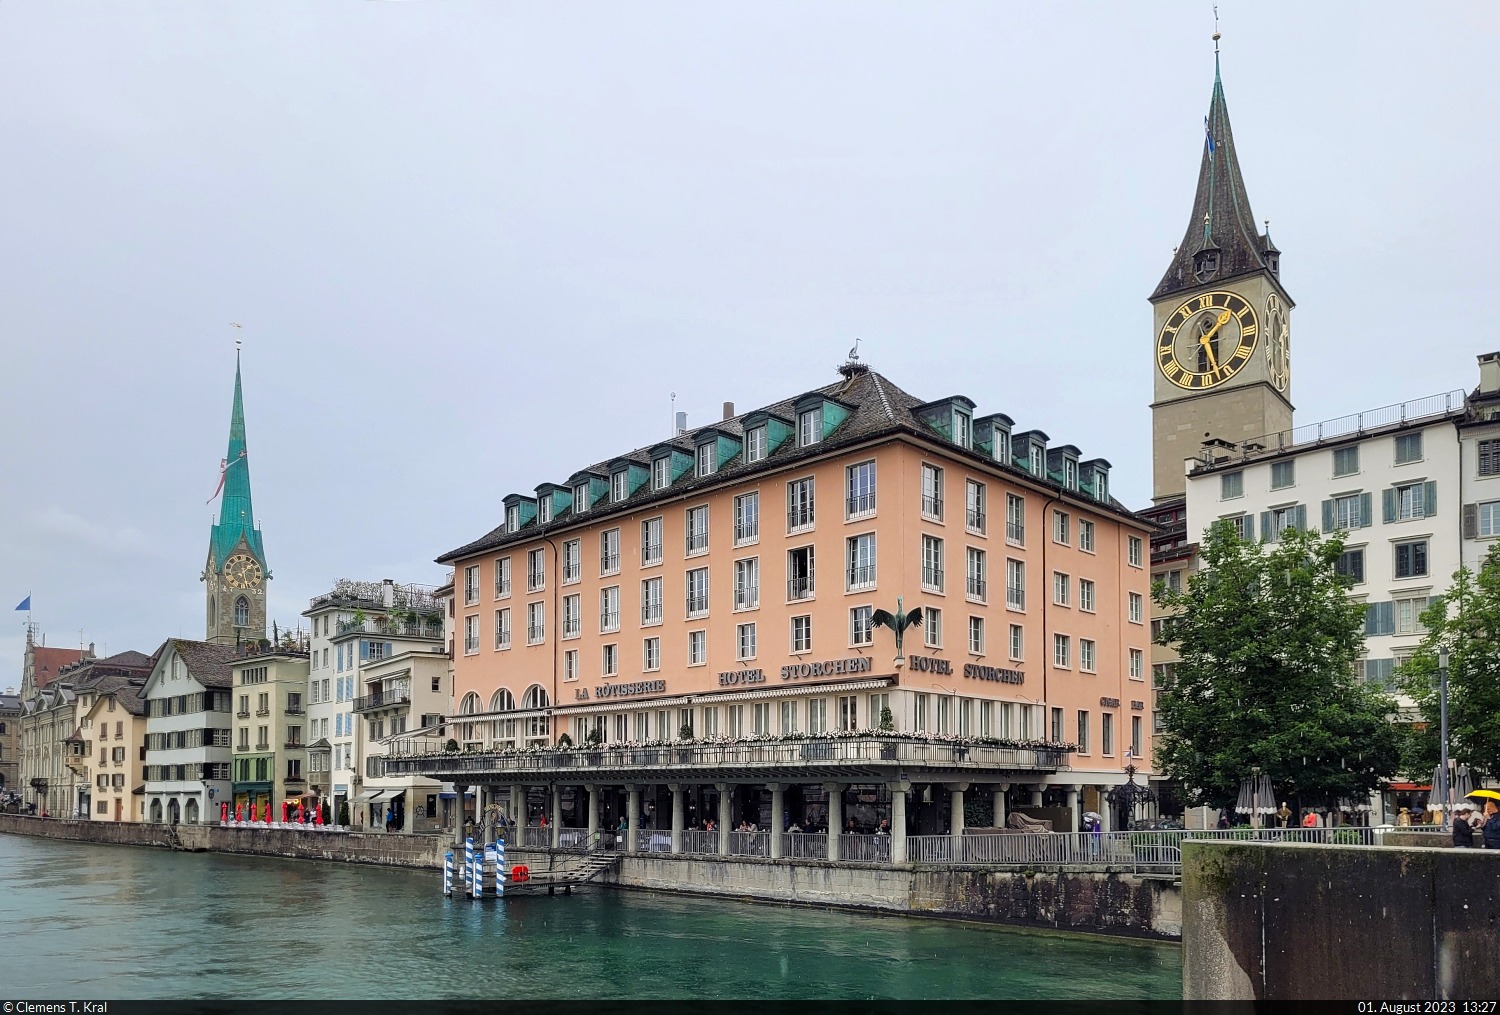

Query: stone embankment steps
left=0, top=813, right=1180, bottom=940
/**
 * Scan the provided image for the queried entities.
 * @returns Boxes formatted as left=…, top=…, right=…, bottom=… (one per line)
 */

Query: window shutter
left=1382, top=488, right=1397, bottom=524
left=1464, top=503, right=1479, bottom=539
left=1360, top=492, right=1373, bottom=528
left=1260, top=511, right=1272, bottom=542
left=1322, top=500, right=1335, bottom=533
left=1365, top=604, right=1379, bottom=635
left=1294, top=504, right=1307, bottom=532
left=1423, top=481, right=1437, bottom=518
left=1243, top=514, right=1255, bottom=541
left=385, top=643, right=393, bottom=658
left=1381, top=601, right=1395, bottom=634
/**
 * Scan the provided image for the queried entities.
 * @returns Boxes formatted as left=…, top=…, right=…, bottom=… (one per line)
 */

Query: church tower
left=203, top=351, right=270, bottom=645
left=1150, top=46, right=1294, bottom=502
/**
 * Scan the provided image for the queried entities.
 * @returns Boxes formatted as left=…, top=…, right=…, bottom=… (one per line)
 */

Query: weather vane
left=231, top=322, right=242, bottom=352
left=1213, top=5, right=1220, bottom=50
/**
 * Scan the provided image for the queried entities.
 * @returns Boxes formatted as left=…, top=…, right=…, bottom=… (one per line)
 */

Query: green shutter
left=1423, top=481, right=1437, bottom=517
left=1360, top=492, right=1373, bottom=528
left=1322, top=500, right=1335, bottom=532
left=1260, top=511, right=1273, bottom=542
left=1383, top=488, right=1397, bottom=524
left=1243, top=514, right=1255, bottom=541
left=1294, top=504, right=1307, bottom=532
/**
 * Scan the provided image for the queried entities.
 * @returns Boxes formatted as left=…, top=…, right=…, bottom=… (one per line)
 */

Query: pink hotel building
left=391, top=362, right=1154, bottom=849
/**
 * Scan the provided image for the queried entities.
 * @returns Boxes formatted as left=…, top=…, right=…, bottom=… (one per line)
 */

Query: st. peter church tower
left=1150, top=48, right=1294, bottom=503
left=202, top=351, right=270, bottom=645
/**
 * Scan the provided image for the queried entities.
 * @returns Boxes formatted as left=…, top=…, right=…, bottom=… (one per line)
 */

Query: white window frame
left=733, top=491, right=760, bottom=546
left=921, top=464, right=944, bottom=520
left=1127, top=535, right=1143, bottom=568
left=1080, top=578, right=1096, bottom=613
left=922, top=535, right=944, bottom=592
left=641, top=577, right=664, bottom=626
left=1005, top=493, right=1025, bottom=545
left=464, top=565, right=479, bottom=606
left=696, top=442, right=716, bottom=478
left=1079, top=638, right=1096, bottom=673
left=686, top=505, right=710, bottom=556
left=798, top=407, right=822, bottom=447
left=968, top=615, right=984, bottom=655
left=600, top=586, right=621, bottom=633
left=562, top=594, right=582, bottom=639
left=1053, top=633, right=1070, bottom=669
left=1128, top=592, right=1144, bottom=624
left=736, top=622, right=757, bottom=661
left=965, top=479, right=986, bottom=534
left=494, top=557, right=511, bottom=599
left=652, top=456, right=671, bottom=491
left=641, top=518, right=664, bottom=567
left=527, top=548, right=546, bottom=592
left=924, top=607, right=942, bottom=648
left=1129, top=647, right=1145, bottom=681
left=600, top=528, right=621, bottom=575
left=787, top=477, right=815, bottom=533
left=1006, top=558, right=1026, bottom=611
left=1053, top=571, right=1070, bottom=607
left=495, top=609, right=511, bottom=650
left=611, top=470, right=629, bottom=503
left=850, top=605, right=874, bottom=646
left=847, top=534, right=877, bottom=591
left=686, top=567, right=710, bottom=618
left=734, top=557, right=760, bottom=611
left=791, top=615, right=812, bottom=653
left=643, top=637, right=661, bottom=672
left=562, top=539, right=581, bottom=584
left=847, top=460, right=877, bottom=519
left=1078, top=519, right=1095, bottom=554
left=1008, top=623, right=1023, bottom=661
left=527, top=602, right=545, bottom=645
left=687, top=630, right=707, bottom=666
left=746, top=426, right=768, bottom=464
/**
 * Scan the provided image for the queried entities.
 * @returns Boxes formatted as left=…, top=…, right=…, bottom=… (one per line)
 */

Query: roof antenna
left=1213, top=5, right=1220, bottom=52
left=670, top=391, right=677, bottom=437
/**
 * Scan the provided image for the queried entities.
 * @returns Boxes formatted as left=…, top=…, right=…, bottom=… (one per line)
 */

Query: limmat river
left=0, top=833, right=1180, bottom=1000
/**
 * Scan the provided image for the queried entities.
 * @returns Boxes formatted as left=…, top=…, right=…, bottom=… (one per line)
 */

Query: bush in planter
left=585, top=728, right=603, bottom=748
left=558, top=733, right=573, bottom=748
left=879, top=707, right=895, bottom=732
left=445, top=739, right=459, bottom=753
left=337, top=802, right=350, bottom=826
left=679, top=724, right=694, bottom=740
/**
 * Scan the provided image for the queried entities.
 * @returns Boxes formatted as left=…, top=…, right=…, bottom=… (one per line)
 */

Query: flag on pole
left=1204, top=116, right=1215, bottom=157
left=15, top=595, right=30, bottom=612
left=206, top=450, right=246, bottom=504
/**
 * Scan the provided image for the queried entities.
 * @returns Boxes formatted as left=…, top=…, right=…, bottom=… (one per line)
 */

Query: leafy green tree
left=1152, top=521, right=1401, bottom=812
left=1398, top=542, right=1500, bottom=781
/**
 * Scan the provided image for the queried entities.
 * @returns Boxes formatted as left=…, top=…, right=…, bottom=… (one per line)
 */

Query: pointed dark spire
left=1153, top=52, right=1284, bottom=301
left=209, top=349, right=267, bottom=571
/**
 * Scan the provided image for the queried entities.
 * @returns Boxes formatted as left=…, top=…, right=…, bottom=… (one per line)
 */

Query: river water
left=0, top=834, right=1180, bottom=999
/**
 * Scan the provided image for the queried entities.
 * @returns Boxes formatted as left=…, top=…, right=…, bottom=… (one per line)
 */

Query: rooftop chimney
left=722, top=401, right=735, bottom=421
left=1480, top=352, right=1500, bottom=395
left=382, top=579, right=395, bottom=607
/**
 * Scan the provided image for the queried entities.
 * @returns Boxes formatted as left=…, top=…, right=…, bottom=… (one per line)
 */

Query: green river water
left=0, top=833, right=1180, bottom=999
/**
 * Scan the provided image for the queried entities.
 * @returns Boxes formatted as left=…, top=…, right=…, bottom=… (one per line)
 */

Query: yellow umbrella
left=1466, top=789, right=1500, bottom=801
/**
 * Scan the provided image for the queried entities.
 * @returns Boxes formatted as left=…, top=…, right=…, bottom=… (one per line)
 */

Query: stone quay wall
left=0, top=814, right=1180, bottom=939
left=1182, top=840, right=1500, bottom=1000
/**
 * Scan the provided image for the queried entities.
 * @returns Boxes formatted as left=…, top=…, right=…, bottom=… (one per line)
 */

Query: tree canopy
left=1152, top=521, right=1401, bottom=812
left=1399, top=542, right=1500, bottom=782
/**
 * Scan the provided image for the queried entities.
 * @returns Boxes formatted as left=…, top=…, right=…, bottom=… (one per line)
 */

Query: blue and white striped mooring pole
left=443, top=851, right=454, bottom=896
left=494, top=836, right=506, bottom=897
left=470, top=844, right=482, bottom=899
left=463, top=836, right=474, bottom=888
left=484, top=843, right=499, bottom=899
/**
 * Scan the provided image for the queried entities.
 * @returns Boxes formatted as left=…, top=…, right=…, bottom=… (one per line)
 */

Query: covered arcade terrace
left=382, top=733, right=1080, bottom=862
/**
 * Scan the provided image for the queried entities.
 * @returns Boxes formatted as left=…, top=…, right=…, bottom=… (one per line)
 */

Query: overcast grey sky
left=2, top=2, right=1496, bottom=676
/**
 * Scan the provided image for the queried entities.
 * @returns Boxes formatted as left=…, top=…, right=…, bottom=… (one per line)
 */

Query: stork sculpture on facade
left=871, top=597, right=923, bottom=669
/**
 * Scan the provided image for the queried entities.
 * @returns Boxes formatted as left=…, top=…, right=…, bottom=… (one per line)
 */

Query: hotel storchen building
left=390, top=360, right=1154, bottom=856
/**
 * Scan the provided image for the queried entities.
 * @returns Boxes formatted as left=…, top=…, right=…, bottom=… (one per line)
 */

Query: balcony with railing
left=600, top=611, right=620, bottom=633
left=337, top=616, right=444, bottom=640
left=1007, top=585, right=1026, bottom=610
left=787, top=576, right=814, bottom=601
left=921, top=495, right=943, bottom=519
left=966, top=508, right=985, bottom=533
left=734, top=587, right=760, bottom=610
left=966, top=577, right=986, bottom=601
left=601, top=553, right=620, bottom=574
left=787, top=506, right=815, bottom=532
left=641, top=543, right=663, bottom=566
left=641, top=603, right=663, bottom=625
left=922, top=566, right=944, bottom=592
left=353, top=690, right=412, bottom=713
left=847, top=565, right=875, bottom=591
left=382, top=733, right=1070, bottom=781
left=846, top=493, right=875, bottom=518
left=686, top=594, right=710, bottom=617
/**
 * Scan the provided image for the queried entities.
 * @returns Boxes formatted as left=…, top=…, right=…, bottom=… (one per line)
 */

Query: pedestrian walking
left=1482, top=799, right=1500, bottom=850
left=1452, top=805, right=1475, bottom=848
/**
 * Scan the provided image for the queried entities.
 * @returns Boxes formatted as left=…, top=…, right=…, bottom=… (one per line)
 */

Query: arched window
left=490, top=688, right=515, bottom=713
left=149, top=799, right=162, bottom=823
left=521, top=685, right=549, bottom=710
left=167, top=799, right=181, bottom=825
left=458, top=692, right=481, bottom=746
left=208, top=597, right=217, bottom=628
left=459, top=693, right=480, bottom=715
left=234, top=597, right=249, bottom=627
left=184, top=799, right=199, bottom=825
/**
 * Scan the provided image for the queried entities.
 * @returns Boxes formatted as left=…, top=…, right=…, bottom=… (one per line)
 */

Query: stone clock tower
left=1150, top=51, right=1294, bottom=503
left=203, top=351, right=270, bottom=646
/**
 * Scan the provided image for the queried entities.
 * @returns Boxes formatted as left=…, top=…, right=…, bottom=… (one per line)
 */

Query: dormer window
left=746, top=426, right=767, bottom=463
left=538, top=499, right=552, bottom=524
left=653, top=457, right=670, bottom=490
left=799, top=407, right=822, bottom=447
left=697, top=442, right=716, bottom=477
left=995, top=430, right=1010, bottom=463
left=573, top=483, right=589, bottom=513
left=1096, top=473, right=1108, bottom=501
left=1029, top=446, right=1043, bottom=476
left=611, top=471, right=628, bottom=503
left=1194, top=248, right=1219, bottom=283
left=954, top=411, right=972, bottom=450
left=1064, top=459, right=1078, bottom=490
left=506, top=505, right=520, bottom=532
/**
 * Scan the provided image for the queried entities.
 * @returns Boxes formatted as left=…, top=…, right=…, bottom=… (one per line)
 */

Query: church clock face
left=223, top=553, right=263, bottom=590
left=1156, top=290, right=1260, bottom=391
left=1264, top=293, right=1290, bottom=392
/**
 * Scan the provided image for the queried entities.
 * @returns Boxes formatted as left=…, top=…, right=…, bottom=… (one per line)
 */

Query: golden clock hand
left=1198, top=309, right=1233, bottom=344
left=1198, top=334, right=1220, bottom=371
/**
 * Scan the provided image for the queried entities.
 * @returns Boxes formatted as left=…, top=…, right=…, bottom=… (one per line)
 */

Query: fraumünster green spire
left=210, top=351, right=267, bottom=572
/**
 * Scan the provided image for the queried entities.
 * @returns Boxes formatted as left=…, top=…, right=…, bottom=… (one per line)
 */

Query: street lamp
left=1438, top=646, right=1450, bottom=811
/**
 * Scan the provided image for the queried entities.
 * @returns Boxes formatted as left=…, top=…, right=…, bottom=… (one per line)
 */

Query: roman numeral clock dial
left=1156, top=291, right=1260, bottom=390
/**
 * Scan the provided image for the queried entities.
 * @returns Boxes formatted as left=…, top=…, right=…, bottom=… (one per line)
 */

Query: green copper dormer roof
left=1153, top=53, right=1291, bottom=304
left=210, top=352, right=267, bottom=572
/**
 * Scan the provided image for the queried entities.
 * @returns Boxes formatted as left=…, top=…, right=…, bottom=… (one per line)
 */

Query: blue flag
left=1204, top=116, right=1215, bottom=156
left=15, top=595, right=30, bottom=611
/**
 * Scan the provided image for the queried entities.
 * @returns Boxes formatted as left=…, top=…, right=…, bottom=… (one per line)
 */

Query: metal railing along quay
left=493, top=825, right=1387, bottom=874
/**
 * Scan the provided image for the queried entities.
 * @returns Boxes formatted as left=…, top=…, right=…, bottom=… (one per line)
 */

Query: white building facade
left=303, top=580, right=445, bottom=825
left=142, top=640, right=236, bottom=824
